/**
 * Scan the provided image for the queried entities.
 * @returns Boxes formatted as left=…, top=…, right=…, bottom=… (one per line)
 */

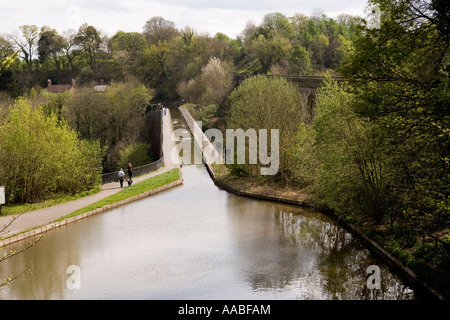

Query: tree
left=64, top=82, right=152, bottom=172
left=179, top=57, right=233, bottom=106
left=106, top=82, right=152, bottom=145
left=139, top=40, right=173, bottom=99
left=111, top=31, right=146, bottom=53
left=341, top=0, right=450, bottom=229
left=118, top=142, right=153, bottom=169
left=110, top=31, right=147, bottom=80
left=249, top=31, right=293, bottom=73
left=0, top=98, right=104, bottom=203
left=199, top=57, right=233, bottom=105
left=75, top=24, right=103, bottom=73
left=331, top=35, right=353, bottom=69
left=0, top=36, right=15, bottom=62
left=143, top=16, right=179, bottom=46
left=64, top=87, right=110, bottom=142
left=308, top=33, right=329, bottom=70
left=312, top=78, right=387, bottom=220
left=289, top=44, right=312, bottom=75
left=38, top=27, right=68, bottom=74
left=261, top=12, right=295, bottom=38
left=228, top=75, right=305, bottom=180
left=10, top=25, right=39, bottom=70
left=62, top=29, right=80, bottom=71
left=0, top=50, right=19, bottom=76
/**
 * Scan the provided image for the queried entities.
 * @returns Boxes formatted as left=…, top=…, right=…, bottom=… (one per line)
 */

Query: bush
left=0, top=98, right=104, bottom=203
left=118, top=142, right=154, bottom=169
left=228, top=75, right=305, bottom=180
left=197, top=104, right=218, bottom=129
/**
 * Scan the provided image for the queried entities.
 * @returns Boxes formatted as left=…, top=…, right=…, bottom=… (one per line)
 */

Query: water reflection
left=225, top=197, right=415, bottom=300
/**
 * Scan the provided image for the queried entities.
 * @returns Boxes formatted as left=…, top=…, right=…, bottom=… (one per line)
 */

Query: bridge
left=234, top=74, right=344, bottom=89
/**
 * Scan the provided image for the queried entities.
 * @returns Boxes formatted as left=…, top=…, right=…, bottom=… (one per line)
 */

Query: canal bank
left=0, top=109, right=182, bottom=248
left=177, top=107, right=444, bottom=300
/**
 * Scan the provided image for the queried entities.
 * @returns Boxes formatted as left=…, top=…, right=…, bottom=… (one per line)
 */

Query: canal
left=0, top=109, right=417, bottom=300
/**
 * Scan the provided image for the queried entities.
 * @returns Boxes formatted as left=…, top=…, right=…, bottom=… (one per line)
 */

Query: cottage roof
left=45, top=79, right=76, bottom=93
left=46, top=84, right=73, bottom=93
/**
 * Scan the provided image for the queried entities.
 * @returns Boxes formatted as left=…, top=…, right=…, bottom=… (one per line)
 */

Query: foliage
left=118, top=142, right=154, bottom=169
left=110, top=32, right=146, bottom=80
left=341, top=0, right=450, bottom=231
left=12, top=25, right=39, bottom=70
left=276, top=0, right=450, bottom=297
left=196, top=104, right=219, bottom=129
left=0, top=98, right=104, bottom=203
left=239, top=12, right=362, bottom=75
left=75, top=23, right=104, bottom=73
left=1, top=12, right=362, bottom=100
left=227, top=75, right=305, bottom=180
left=0, top=51, right=19, bottom=76
left=285, top=122, right=318, bottom=188
left=178, top=57, right=233, bottom=108
left=295, top=77, right=387, bottom=220
left=38, top=27, right=67, bottom=72
left=143, top=16, right=179, bottom=45
left=63, top=82, right=152, bottom=172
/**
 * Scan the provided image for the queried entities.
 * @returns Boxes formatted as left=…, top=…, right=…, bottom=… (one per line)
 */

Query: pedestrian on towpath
left=118, top=169, right=125, bottom=188
left=128, top=163, right=133, bottom=180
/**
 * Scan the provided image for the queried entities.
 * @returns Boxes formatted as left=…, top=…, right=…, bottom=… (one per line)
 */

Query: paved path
left=0, top=109, right=180, bottom=239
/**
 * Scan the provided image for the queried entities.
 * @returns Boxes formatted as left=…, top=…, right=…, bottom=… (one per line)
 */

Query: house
left=93, top=85, right=108, bottom=92
left=93, top=80, right=108, bottom=92
left=46, top=79, right=76, bottom=94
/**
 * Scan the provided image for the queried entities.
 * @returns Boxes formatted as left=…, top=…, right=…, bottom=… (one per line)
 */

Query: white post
left=0, top=186, right=5, bottom=215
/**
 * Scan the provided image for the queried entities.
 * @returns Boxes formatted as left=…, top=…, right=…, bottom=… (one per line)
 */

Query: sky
left=0, top=0, right=370, bottom=39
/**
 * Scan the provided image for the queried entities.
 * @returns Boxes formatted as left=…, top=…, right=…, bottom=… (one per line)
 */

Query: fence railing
left=101, top=157, right=165, bottom=185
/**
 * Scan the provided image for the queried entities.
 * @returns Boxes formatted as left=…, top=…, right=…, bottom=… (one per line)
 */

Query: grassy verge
left=54, top=168, right=181, bottom=222
left=0, top=187, right=102, bottom=217
left=213, top=167, right=311, bottom=205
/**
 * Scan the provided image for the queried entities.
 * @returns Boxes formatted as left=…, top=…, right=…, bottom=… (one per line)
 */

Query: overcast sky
left=0, top=0, right=369, bottom=38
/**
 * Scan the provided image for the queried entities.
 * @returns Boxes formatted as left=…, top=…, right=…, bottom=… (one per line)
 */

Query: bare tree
left=62, top=29, right=80, bottom=71
left=9, top=25, right=39, bottom=70
left=143, top=16, right=179, bottom=45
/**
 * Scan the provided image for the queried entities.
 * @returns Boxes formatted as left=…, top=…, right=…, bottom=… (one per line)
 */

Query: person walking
left=127, top=163, right=133, bottom=180
left=127, top=163, right=133, bottom=186
left=118, top=168, right=125, bottom=188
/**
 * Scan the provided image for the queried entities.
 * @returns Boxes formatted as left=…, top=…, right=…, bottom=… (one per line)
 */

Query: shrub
left=0, top=98, right=104, bottom=203
left=118, top=142, right=154, bottom=169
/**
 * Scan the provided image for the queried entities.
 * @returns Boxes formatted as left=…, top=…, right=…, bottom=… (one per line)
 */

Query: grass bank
left=0, top=187, right=102, bottom=217
left=55, top=168, right=181, bottom=222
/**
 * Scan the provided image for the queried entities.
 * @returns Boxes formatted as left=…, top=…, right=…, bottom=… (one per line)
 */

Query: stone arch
left=306, top=92, right=316, bottom=124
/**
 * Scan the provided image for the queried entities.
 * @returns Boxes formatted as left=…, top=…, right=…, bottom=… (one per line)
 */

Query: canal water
left=0, top=110, right=416, bottom=300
